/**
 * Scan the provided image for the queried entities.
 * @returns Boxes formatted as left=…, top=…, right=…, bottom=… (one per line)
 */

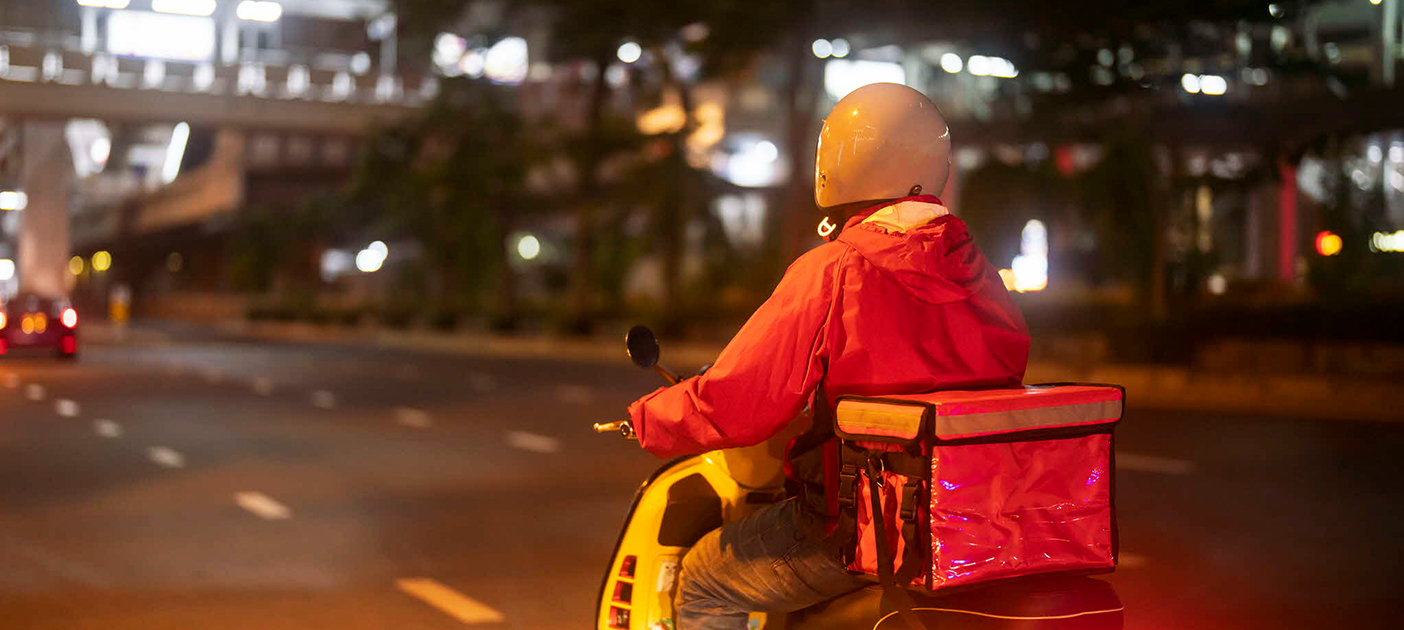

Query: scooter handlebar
left=593, top=420, right=636, bottom=439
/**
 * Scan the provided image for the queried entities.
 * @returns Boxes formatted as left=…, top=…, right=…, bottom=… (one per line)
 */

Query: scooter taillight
left=619, top=555, right=636, bottom=579
left=612, top=580, right=633, bottom=604
left=608, top=605, right=630, bottom=629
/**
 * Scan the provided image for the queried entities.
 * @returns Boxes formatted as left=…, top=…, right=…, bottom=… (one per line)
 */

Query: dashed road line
left=396, top=577, right=505, bottom=624
left=311, top=390, right=337, bottom=409
left=1117, top=452, right=1196, bottom=475
left=554, top=384, right=595, bottom=405
left=252, top=377, right=275, bottom=396
left=55, top=399, right=80, bottom=417
left=24, top=384, right=45, bottom=401
left=506, top=430, right=561, bottom=454
left=146, top=446, right=186, bottom=469
left=234, top=492, right=292, bottom=520
left=93, top=419, right=122, bottom=438
left=395, top=407, right=432, bottom=428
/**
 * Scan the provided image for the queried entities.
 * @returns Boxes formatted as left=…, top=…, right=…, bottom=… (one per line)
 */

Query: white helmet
left=814, top=83, right=952, bottom=209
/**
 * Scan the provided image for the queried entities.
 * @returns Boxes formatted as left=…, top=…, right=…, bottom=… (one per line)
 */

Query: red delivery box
left=831, top=384, right=1123, bottom=592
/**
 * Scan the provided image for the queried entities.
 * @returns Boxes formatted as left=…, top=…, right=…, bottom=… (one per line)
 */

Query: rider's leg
left=674, top=498, right=866, bottom=630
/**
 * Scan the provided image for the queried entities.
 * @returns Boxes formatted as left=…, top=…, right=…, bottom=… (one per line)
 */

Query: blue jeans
left=675, top=498, right=869, bottom=630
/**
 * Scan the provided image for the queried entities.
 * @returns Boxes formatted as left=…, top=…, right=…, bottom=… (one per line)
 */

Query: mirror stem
left=654, top=364, right=681, bottom=385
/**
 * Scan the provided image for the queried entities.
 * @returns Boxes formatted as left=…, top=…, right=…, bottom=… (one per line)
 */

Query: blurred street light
left=152, top=0, right=217, bottom=17
left=1370, top=230, right=1404, bottom=253
left=616, top=41, right=641, bottom=64
left=162, top=122, right=190, bottom=184
left=107, top=9, right=216, bottom=61
left=1269, top=3, right=1283, bottom=17
left=517, top=235, right=541, bottom=260
left=77, top=0, right=131, bottom=8
left=236, top=1, right=283, bottom=23
left=0, top=259, right=14, bottom=281
left=484, top=37, right=528, bottom=85
left=824, top=59, right=905, bottom=100
left=940, top=53, right=963, bottom=74
left=718, top=137, right=783, bottom=187
left=812, top=39, right=833, bottom=59
left=1181, top=73, right=1201, bottom=93
left=1009, top=220, right=1048, bottom=292
left=831, top=39, right=851, bottom=58
left=0, top=191, right=27, bottom=211
left=1199, top=74, right=1228, bottom=95
left=1315, top=231, right=1343, bottom=256
left=968, top=55, right=1017, bottom=78
left=69, top=256, right=85, bottom=276
left=1207, top=273, right=1228, bottom=295
left=92, top=251, right=112, bottom=272
left=356, top=242, right=387, bottom=273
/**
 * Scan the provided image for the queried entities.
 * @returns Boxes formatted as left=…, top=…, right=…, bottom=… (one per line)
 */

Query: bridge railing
left=0, top=39, right=436, bottom=109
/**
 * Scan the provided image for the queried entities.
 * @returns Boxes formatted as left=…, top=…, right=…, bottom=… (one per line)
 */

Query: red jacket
left=628, top=195, right=1030, bottom=468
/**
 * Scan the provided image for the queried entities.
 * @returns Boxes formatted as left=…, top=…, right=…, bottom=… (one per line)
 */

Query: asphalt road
left=0, top=334, right=1400, bottom=629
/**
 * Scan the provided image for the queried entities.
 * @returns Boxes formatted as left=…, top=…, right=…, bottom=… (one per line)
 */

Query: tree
left=1080, top=132, right=1170, bottom=319
left=348, top=79, right=535, bottom=323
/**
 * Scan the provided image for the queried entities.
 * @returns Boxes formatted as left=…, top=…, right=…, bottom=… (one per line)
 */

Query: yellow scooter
left=594, top=327, right=1123, bottom=630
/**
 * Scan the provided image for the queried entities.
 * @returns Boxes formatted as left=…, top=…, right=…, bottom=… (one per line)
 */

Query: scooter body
left=596, top=449, right=781, bottom=630
left=595, top=446, right=1124, bottom=630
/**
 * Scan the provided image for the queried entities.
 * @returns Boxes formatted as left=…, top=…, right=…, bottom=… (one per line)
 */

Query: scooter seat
left=794, top=575, right=1123, bottom=630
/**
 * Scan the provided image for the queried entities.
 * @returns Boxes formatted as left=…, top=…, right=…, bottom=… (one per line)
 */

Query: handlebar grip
left=592, top=420, right=636, bottom=439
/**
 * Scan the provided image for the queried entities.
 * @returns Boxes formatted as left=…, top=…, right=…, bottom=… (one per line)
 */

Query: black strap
left=865, top=454, right=929, bottom=630
left=895, top=478, right=924, bottom=586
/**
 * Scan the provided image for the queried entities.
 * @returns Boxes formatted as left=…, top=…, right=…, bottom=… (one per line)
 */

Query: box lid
left=836, top=384, right=1123, bottom=442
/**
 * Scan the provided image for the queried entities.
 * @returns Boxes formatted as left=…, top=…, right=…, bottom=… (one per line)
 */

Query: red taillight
left=61, top=308, right=77, bottom=328
left=607, top=606, right=630, bottom=629
left=0, top=311, right=6, bottom=329
left=61, top=336, right=76, bottom=354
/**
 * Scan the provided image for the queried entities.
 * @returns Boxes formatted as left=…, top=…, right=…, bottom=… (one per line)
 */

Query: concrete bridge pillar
left=18, top=121, right=73, bottom=298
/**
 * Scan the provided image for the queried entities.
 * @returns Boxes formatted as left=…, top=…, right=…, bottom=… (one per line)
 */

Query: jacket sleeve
left=628, top=246, right=844, bottom=458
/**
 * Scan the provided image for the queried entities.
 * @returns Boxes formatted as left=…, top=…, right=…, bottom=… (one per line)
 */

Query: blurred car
left=0, top=293, right=79, bottom=359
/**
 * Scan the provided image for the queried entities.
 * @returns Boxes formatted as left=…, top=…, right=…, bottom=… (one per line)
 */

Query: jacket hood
left=836, top=195, right=991, bottom=305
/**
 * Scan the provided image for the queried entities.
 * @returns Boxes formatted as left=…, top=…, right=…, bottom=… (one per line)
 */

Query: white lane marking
left=55, top=399, right=81, bottom=417
left=1, top=372, right=18, bottom=388
left=467, top=372, right=497, bottom=393
left=1117, top=452, right=1196, bottom=476
left=146, top=446, right=186, bottom=469
left=554, top=384, right=595, bottom=405
left=395, top=407, right=432, bottom=428
left=506, top=430, right=561, bottom=454
left=24, top=384, right=46, bottom=401
left=311, top=390, right=337, bottom=409
left=396, top=577, right=505, bottom=624
left=1119, top=552, right=1148, bottom=568
left=252, top=377, right=275, bottom=396
left=202, top=368, right=224, bottom=384
left=94, top=419, right=122, bottom=438
left=234, top=491, right=292, bottom=520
